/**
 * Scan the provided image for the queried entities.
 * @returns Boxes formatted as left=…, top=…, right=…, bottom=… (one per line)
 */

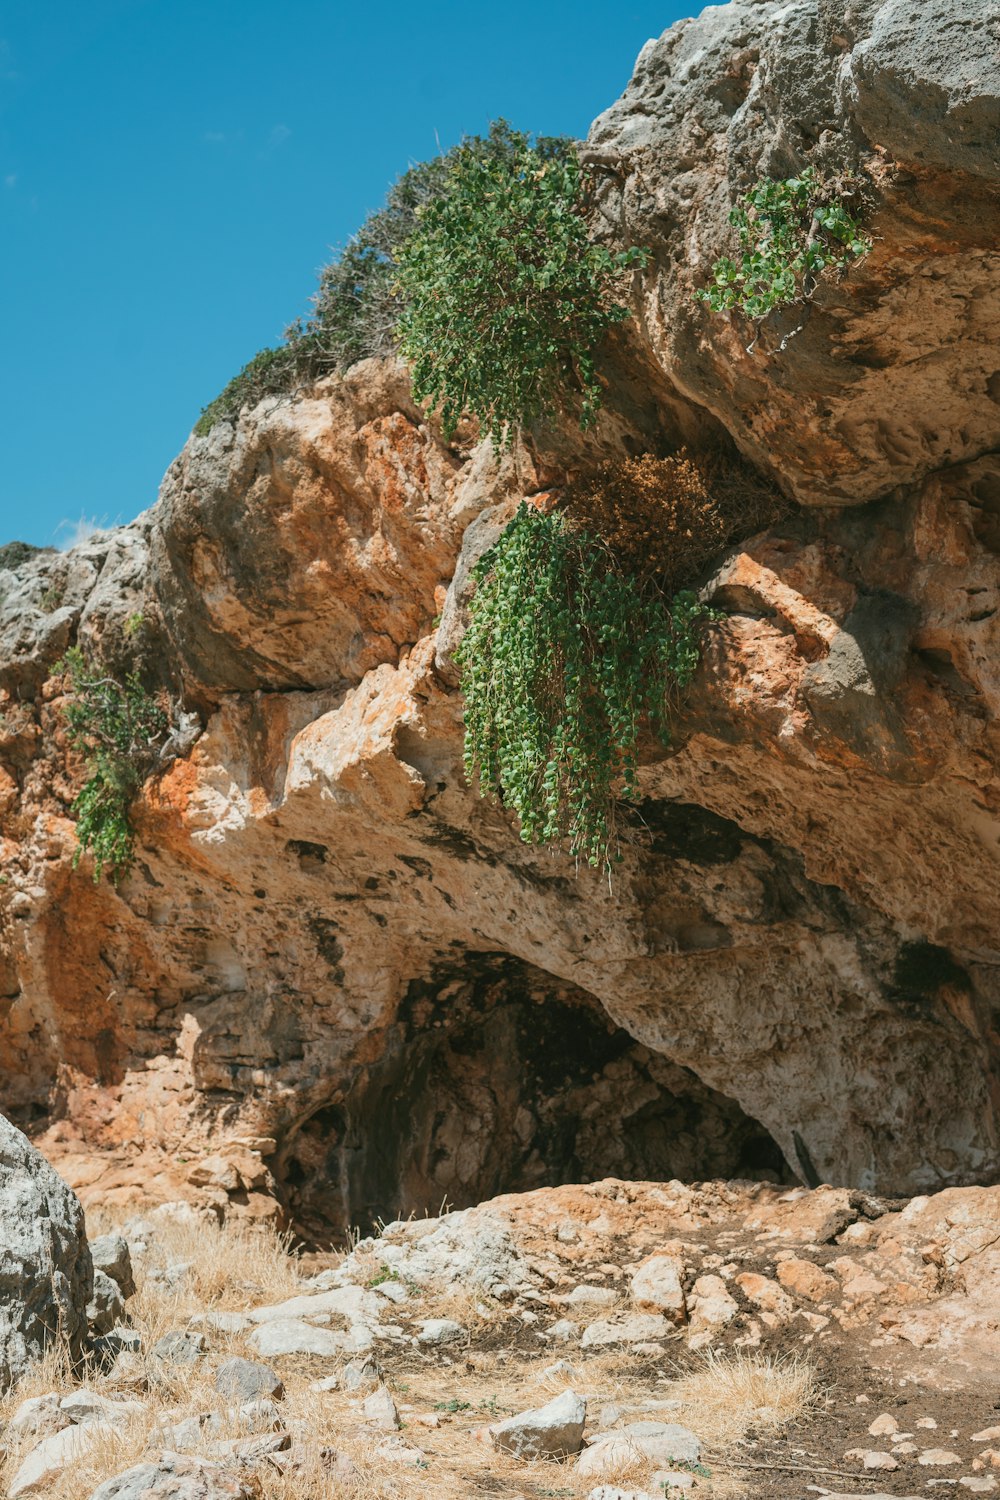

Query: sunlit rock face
left=1, top=0, right=998, bottom=1236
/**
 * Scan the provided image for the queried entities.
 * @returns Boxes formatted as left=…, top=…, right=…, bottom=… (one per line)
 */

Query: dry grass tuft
left=665, top=1347, right=819, bottom=1450
left=563, top=449, right=785, bottom=593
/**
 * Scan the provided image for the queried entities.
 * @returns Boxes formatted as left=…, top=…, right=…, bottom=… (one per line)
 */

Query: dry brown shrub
left=563, top=449, right=784, bottom=592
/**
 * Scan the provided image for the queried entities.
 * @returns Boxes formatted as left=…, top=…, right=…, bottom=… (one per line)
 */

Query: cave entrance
left=278, top=953, right=789, bottom=1243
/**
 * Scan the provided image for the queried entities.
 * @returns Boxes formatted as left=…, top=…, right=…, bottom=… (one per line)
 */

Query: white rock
left=588, top=1488, right=660, bottom=1500
left=248, top=1318, right=346, bottom=1358
left=687, top=1274, right=738, bottom=1338
left=629, top=1255, right=686, bottom=1321
left=8, top=1420, right=116, bottom=1497
left=562, top=1285, right=618, bottom=1308
left=491, top=1389, right=587, bottom=1459
left=362, top=1386, right=401, bottom=1431
left=59, top=1389, right=145, bottom=1426
left=547, top=1318, right=580, bottom=1342
left=8, top=1393, right=68, bottom=1439
left=869, top=1412, right=900, bottom=1437
left=959, top=1479, right=998, bottom=1493
left=920, top=1449, right=962, bottom=1465
left=581, top=1313, right=671, bottom=1348
left=248, top=1286, right=380, bottom=1325
left=579, top=1423, right=702, bottom=1478
left=416, top=1318, right=466, bottom=1346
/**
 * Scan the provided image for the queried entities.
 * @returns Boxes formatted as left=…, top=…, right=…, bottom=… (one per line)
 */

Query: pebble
left=920, top=1449, right=963, bottom=1465
left=362, top=1385, right=401, bottom=1431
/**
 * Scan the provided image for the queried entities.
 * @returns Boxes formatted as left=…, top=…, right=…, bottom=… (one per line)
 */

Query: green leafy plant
left=695, top=167, right=870, bottom=320
left=456, top=503, right=714, bottom=873
left=394, top=128, right=645, bottom=446
left=433, top=1399, right=472, bottom=1412
left=194, top=123, right=580, bottom=436
left=59, top=646, right=169, bottom=884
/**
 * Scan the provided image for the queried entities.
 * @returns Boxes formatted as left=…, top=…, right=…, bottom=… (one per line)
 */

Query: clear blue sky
left=0, top=1, right=692, bottom=550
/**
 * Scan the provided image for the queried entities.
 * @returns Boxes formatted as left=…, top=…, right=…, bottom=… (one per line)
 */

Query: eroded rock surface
left=0, top=0, right=998, bottom=1231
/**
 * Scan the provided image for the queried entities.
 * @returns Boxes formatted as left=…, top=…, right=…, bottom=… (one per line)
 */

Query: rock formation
left=0, top=1116, right=93, bottom=1390
left=1, top=0, right=999, bottom=1240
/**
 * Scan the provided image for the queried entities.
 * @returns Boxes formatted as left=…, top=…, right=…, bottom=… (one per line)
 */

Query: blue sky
left=0, top=1, right=692, bottom=549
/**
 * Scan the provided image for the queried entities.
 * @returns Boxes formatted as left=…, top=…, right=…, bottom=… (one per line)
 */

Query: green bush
left=395, top=130, right=645, bottom=447
left=60, top=646, right=169, bottom=883
left=695, top=167, right=870, bottom=320
left=194, top=122, right=581, bottom=436
left=455, top=504, right=714, bottom=873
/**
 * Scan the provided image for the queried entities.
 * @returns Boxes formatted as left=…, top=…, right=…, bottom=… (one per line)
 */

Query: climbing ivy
left=394, top=130, right=646, bottom=447
left=60, top=646, right=169, bottom=884
left=695, top=167, right=870, bottom=320
left=456, top=504, right=714, bottom=873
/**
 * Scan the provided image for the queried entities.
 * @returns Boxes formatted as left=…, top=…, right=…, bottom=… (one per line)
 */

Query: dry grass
left=664, top=1348, right=819, bottom=1450
left=0, top=1209, right=812, bottom=1500
left=563, top=448, right=785, bottom=593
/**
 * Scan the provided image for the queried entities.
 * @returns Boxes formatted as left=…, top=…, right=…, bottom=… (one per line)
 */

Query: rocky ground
left=2, top=1167, right=999, bottom=1500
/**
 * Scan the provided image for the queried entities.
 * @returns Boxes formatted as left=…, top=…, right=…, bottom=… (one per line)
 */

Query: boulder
left=89, top=1234, right=136, bottom=1300
left=213, top=1356, right=284, bottom=1402
left=491, top=1389, right=587, bottom=1459
left=88, top=1269, right=127, bottom=1336
left=0, top=1115, right=92, bottom=1391
left=8, top=1420, right=116, bottom=1497
left=88, top=1452, right=254, bottom=1499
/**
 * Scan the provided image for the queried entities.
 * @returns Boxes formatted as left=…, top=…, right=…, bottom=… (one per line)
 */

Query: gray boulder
left=213, top=1356, right=284, bottom=1402
left=88, top=1452, right=254, bottom=1499
left=0, top=1115, right=93, bottom=1391
left=89, top=1234, right=136, bottom=1300
left=491, top=1389, right=588, bottom=1459
left=87, top=1269, right=127, bottom=1336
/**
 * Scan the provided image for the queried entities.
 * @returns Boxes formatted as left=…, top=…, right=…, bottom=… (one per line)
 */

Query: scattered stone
left=237, top=1398, right=283, bottom=1431
left=416, top=1317, right=466, bottom=1346
left=89, top=1234, right=136, bottom=1299
left=869, top=1412, right=900, bottom=1437
left=917, top=1417, right=940, bottom=1429
left=248, top=1318, right=345, bottom=1359
left=88, top=1270, right=128, bottom=1336
left=362, top=1385, right=401, bottom=1431
left=374, top=1435, right=427, bottom=1465
left=191, top=1311, right=250, bottom=1335
left=157, top=1413, right=224, bottom=1451
left=562, top=1284, right=619, bottom=1308
left=309, top=1374, right=340, bottom=1393
left=248, top=1285, right=380, bottom=1325
left=539, top=1359, right=582, bottom=1385
left=580, top=1313, right=671, bottom=1347
left=491, top=1389, right=587, bottom=1459
left=960, top=1479, right=998, bottom=1493
left=775, top=1256, right=838, bottom=1302
left=8, top=1420, right=116, bottom=1497
left=579, top=1422, right=701, bottom=1478
left=735, top=1272, right=795, bottom=1320
left=588, top=1488, right=662, bottom=1500
left=687, top=1274, right=738, bottom=1340
left=88, top=1452, right=253, bottom=1498
left=975, top=1430, right=1000, bottom=1443
left=894, top=1441, right=919, bottom=1454
left=920, top=1450, right=963, bottom=1465
left=8, top=1392, right=68, bottom=1439
left=205, top=1433, right=290, bottom=1463
left=547, top=1319, right=580, bottom=1342
left=629, top=1254, right=686, bottom=1321
left=60, top=1389, right=145, bottom=1426
left=151, top=1330, right=207, bottom=1365
left=864, top=1452, right=899, bottom=1471
left=341, top=1355, right=383, bottom=1391
left=652, top=1473, right=696, bottom=1495
left=0, top=1115, right=93, bottom=1390
left=214, top=1356, right=284, bottom=1402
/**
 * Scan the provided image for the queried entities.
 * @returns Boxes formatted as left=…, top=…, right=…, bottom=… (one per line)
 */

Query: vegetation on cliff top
left=195, top=122, right=642, bottom=444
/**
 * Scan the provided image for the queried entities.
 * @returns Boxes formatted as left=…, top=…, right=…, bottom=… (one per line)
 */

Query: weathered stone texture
left=0, top=0, right=998, bottom=1232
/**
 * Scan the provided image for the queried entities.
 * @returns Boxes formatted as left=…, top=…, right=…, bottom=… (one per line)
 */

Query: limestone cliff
left=1, top=0, right=998, bottom=1240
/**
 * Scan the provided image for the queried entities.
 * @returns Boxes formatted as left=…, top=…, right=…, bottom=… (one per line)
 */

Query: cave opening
left=276, top=953, right=790, bottom=1243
